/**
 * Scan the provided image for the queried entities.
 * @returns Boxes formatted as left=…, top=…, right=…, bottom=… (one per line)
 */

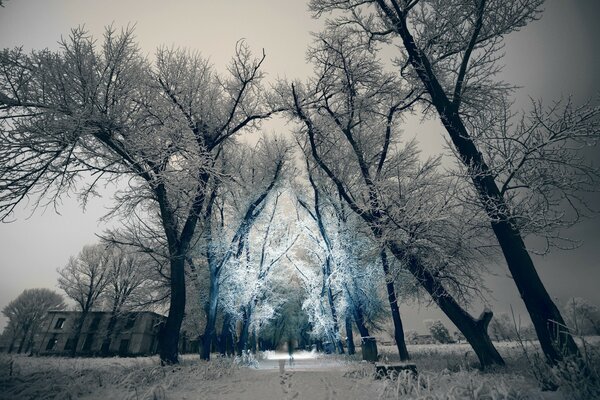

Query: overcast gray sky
left=0, top=0, right=598, bottom=333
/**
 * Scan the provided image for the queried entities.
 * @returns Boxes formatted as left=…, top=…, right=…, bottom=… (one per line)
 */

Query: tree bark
left=491, top=222, right=579, bottom=362
left=158, top=256, right=186, bottom=364
left=250, top=329, right=257, bottom=353
left=325, top=266, right=345, bottom=354
left=237, top=305, right=253, bottom=355
left=345, top=314, right=355, bottom=355
left=219, top=313, right=232, bottom=356
left=200, top=268, right=219, bottom=360
left=375, top=0, right=578, bottom=364
left=380, top=249, right=410, bottom=361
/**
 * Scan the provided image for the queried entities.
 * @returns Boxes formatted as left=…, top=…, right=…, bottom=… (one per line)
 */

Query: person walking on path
left=287, top=339, right=294, bottom=367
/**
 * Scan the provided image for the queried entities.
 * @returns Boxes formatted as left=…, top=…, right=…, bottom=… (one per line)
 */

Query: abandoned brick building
left=35, top=310, right=165, bottom=356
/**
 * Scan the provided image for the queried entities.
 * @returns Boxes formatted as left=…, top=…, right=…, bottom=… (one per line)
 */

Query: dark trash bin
left=361, top=336, right=378, bottom=362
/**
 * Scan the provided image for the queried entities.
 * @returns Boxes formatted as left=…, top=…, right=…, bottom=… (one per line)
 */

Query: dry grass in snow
left=1, top=342, right=598, bottom=399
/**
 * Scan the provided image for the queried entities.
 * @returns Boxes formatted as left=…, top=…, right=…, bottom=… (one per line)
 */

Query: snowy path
left=172, top=368, right=377, bottom=400
left=169, top=352, right=377, bottom=400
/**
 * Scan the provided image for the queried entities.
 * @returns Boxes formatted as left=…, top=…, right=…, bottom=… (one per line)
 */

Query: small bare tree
left=57, top=244, right=111, bottom=356
left=2, top=288, right=66, bottom=354
left=98, top=245, right=159, bottom=355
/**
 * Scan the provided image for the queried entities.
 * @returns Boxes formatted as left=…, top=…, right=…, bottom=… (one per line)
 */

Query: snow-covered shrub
left=425, top=320, right=454, bottom=344
left=234, top=350, right=259, bottom=368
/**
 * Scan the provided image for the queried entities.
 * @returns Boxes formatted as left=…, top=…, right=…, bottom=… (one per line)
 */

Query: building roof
left=46, top=310, right=166, bottom=318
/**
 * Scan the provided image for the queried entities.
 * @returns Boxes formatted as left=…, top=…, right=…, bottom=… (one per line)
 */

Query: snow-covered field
left=1, top=342, right=597, bottom=400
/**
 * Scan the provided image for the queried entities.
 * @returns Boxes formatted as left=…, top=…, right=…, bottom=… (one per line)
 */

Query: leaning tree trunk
left=491, top=221, right=579, bottom=363
left=387, top=241, right=504, bottom=368
left=377, top=3, right=578, bottom=365
left=353, top=305, right=378, bottom=361
left=201, top=268, right=219, bottom=360
left=380, top=249, right=410, bottom=361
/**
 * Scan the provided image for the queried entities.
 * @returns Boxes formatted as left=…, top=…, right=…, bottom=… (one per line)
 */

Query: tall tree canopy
left=0, top=27, right=279, bottom=364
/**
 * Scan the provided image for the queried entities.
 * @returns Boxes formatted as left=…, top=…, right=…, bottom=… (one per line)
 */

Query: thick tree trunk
left=250, top=329, right=257, bottom=354
left=377, top=3, right=578, bottom=364
left=237, top=305, right=252, bottom=355
left=345, top=314, right=355, bottom=355
left=492, top=222, right=579, bottom=362
left=380, top=250, right=410, bottom=361
left=352, top=307, right=371, bottom=339
left=200, top=269, right=219, bottom=360
left=387, top=241, right=504, bottom=368
left=219, top=314, right=232, bottom=356
left=158, top=256, right=186, bottom=364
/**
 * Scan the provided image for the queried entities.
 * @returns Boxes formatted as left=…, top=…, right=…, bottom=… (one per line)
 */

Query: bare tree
left=219, top=193, right=299, bottom=355
left=296, top=161, right=347, bottom=354
left=2, top=288, right=66, bottom=354
left=281, top=30, right=503, bottom=367
left=57, top=244, right=111, bottom=356
left=190, top=137, right=291, bottom=360
left=0, top=27, right=279, bottom=363
left=97, top=245, right=159, bottom=355
left=564, top=297, right=600, bottom=336
left=309, top=0, right=600, bottom=364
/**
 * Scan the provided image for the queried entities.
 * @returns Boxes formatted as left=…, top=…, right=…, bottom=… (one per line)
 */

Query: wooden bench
left=374, top=363, right=418, bottom=379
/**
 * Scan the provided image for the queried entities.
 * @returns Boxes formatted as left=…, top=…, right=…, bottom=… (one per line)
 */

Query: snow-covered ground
left=1, top=342, right=596, bottom=399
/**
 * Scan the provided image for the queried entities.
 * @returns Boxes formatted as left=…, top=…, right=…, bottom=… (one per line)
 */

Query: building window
left=124, top=314, right=137, bottom=330
left=101, top=339, right=111, bottom=354
left=119, top=339, right=130, bottom=355
left=64, top=338, right=75, bottom=351
left=54, top=318, right=66, bottom=329
left=82, top=333, right=94, bottom=352
left=89, top=315, right=102, bottom=331
left=46, top=336, right=58, bottom=350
